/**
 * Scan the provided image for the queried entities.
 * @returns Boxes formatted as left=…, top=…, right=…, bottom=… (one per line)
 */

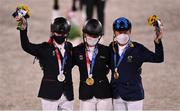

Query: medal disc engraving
left=86, top=77, right=94, bottom=86
left=114, top=72, right=120, bottom=79
left=57, top=74, right=65, bottom=82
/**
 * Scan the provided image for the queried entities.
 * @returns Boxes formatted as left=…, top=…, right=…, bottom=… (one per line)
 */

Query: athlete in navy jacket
left=109, top=17, right=164, bottom=111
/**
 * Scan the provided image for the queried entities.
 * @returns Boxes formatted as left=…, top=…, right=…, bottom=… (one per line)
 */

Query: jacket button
left=126, top=82, right=130, bottom=86
left=98, top=80, right=104, bottom=83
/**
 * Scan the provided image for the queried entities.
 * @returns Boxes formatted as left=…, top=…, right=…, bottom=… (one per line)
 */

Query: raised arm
left=19, top=17, right=44, bottom=57
left=140, top=20, right=164, bottom=63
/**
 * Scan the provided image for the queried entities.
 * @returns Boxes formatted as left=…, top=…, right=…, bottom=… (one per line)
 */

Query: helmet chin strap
left=83, top=33, right=90, bottom=51
left=113, top=33, right=115, bottom=43
left=82, top=33, right=87, bottom=47
left=96, top=35, right=102, bottom=45
left=112, top=33, right=117, bottom=53
left=64, top=33, right=69, bottom=46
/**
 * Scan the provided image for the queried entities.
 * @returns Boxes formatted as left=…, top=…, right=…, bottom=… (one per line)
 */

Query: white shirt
left=54, top=41, right=65, bottom=57
left=118, top=44, right=127, bottom=56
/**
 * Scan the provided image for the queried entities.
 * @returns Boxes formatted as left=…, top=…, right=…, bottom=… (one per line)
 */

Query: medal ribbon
left=114, top=42, right=130, bottom=72
left=55, top=47, right=67, bottom=75
left=85, top=47, right=98, bottom=77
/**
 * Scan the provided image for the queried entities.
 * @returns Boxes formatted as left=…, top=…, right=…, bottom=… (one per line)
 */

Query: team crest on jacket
left=52, top=51, right=55, bottom=56
left=129, top=42, right=134, bottom=48
left=100, top=55, right=106, bottom=59
left=127, top=56, right=133, bottom=62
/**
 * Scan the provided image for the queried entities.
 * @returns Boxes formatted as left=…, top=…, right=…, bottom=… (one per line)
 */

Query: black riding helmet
left=51, top=17, right=71, bottom=34
left=113, top=17, right=132, bottom=31
left=83, top=19, right=103, bottom=36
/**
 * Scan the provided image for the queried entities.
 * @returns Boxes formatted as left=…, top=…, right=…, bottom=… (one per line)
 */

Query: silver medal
left=57, top=74, right=65, bottom=82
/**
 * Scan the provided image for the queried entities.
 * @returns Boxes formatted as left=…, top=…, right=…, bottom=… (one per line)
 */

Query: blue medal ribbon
left=61, top=51, right=67, bottom=73
left=114, top=42, right=129, bottom=72
left=55, top=47, right=67, bottom=75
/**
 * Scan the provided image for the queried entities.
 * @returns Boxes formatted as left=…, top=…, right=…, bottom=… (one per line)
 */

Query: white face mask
left=86, top=36, right=100, bottom=46
left=115, top=34, right=130, bottom=45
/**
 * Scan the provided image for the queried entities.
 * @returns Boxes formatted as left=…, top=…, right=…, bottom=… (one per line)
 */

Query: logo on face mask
left=86, top=36, right=100, bottom=46
left=52, top=35, right=66, bottom=44
left=115, top=34, right=130, bottom=45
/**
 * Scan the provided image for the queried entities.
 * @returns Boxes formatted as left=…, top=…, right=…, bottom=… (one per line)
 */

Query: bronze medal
left=114, top=72, right=120, bottom=79
left=86, top=77, right=94, bottom=86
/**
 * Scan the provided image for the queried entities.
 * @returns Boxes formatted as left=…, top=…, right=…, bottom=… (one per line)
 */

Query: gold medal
left=114, top=72, right=120, bottom=79
left=86, top=77, right=94, bottom=86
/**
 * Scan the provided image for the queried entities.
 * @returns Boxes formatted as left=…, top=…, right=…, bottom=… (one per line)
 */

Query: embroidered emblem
left=127, top=56, right=133, bottom=62
left=100, top=55, right=106, bottom=59
left=129, top=42, right=134, bottom=48
left=79, top=55, right=84, bottom=60
left=52, top=51, right=55, bottom=56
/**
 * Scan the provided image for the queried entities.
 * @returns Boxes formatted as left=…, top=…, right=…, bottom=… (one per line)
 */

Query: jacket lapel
left=122, top=41, right=134, bottom=62
left=80, top=44, right=89, bottom=76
